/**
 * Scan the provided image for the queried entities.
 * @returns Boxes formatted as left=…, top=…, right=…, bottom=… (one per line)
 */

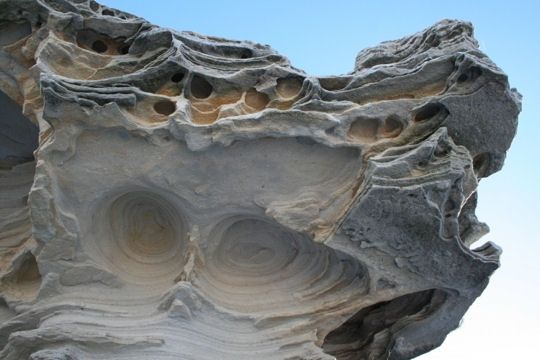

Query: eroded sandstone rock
left=0, top=1, right=520, bottom=359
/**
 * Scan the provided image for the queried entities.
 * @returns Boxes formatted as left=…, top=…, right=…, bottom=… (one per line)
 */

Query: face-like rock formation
left=0, top=1, right=521, bottom=359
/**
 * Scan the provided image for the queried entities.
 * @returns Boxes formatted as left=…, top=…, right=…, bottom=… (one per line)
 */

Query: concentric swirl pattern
left=94, top=191, right=187, bottom=284
left=196, top=216, right=369, bottom=313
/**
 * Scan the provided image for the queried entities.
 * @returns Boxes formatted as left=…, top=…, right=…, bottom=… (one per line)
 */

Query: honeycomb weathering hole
left=380, top=115, right=404, bottom=138
left=319, top=76, right=350, bottom=91
left=91, top=40, right=108, bottom=53
left=413, top=102, right=448, bottom=122
left=118, top=44, right=130, bottom=54
left=171, top=72, right=185, bottom=83
left=276, top=76, right=304, bottom=99
left=473, top=152, right=490, bottom=178
left=3, top=252, right=42, bottom=300
left=190, top=75, right=213, bottom=99
left=245, top=88, right=270, bottom=110
left=153, top=100, right=176, bottom=115
left=457, top=66, right=483, bottom=83
left=348, top=118, right=379, bottom=142
left=239, top=48, right=252, bottom=59
left=76, top=29, right=128, bottom=56
left=95, top=191, right=187, bottom=283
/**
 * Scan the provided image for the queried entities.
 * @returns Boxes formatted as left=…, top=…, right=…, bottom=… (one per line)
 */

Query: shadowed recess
left=0, top=90, right=39, bottom=169
left=2, top=252, right=42, bottom=301
left=0, top=21, right=32, bottom=46
left=190, top=75, right=213, bottom=99
left=322, top=289, right=447, bottom=360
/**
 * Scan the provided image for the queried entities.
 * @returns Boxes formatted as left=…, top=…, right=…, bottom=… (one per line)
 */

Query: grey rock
left=0, top=1, right=520, bottom=359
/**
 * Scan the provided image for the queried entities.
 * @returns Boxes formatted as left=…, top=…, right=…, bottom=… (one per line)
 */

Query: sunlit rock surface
left=0, top=1, right=521, bottom=359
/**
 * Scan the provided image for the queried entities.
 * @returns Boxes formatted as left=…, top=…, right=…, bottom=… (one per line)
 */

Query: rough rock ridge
left=0, top=1, right=520, bottom=359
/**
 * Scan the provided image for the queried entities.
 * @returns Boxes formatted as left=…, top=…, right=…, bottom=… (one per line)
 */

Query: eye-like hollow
left=195, top=216, right=369, bottom=313
left=91, top=191, right=188, bottom=284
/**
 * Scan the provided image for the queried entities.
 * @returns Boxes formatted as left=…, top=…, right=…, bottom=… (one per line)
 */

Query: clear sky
left=100, top=1, right=539, bottom=358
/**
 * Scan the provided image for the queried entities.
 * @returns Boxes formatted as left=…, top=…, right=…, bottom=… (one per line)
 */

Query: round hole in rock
left=276, top=76, right=304, bottom=99
left=473, top=152, right=490, bottom=178
left=118, top=44, right=130, bottom=55
left=245, top=88, right=270, bottom=110
left=319, top=77, right=350, bottom=91
left=240, top=48, right=253, bottom=59
left=348, top=118, right=379, bottom=142
left=380, top=115, right=403, bottom=138
left=457, top=66, right=483, bottom=84
left=153, top=100, right=176, bottom=116
left=469, top=66, right=483, bottom=80
left=413, top=103, right=447, bottom=122
left=190, top=75, right=213, bottom=99
left=171, top=72, right=185, bottom=83
left=91, top=40, right=108, bottom=53
left=102, top=9, right=115, bottom=16
left=14, top=253, right=41, bottom=284
left=426, top=33, right=440, bottom=47
left=3, top=252, right=42, bottom=300
left=457, top=73, right=469, bottom=83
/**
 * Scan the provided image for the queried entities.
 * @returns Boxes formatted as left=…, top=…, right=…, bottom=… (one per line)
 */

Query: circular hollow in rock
left=239, top=48, right=253, bottom=59
left=318, top=76, right=350, bottom=91
left=190, top=75, right=213, bottom=99
left=380, top=115, right=404, bottom=138
left=198, top=216, right=368, bottom=311
left=171, top=72, right=185, bottom=83
left=214, top=219, right=298, bottom=278
left=154, top=100, right=176, bottom=116
left=118, top=44, right=130, bottom=55
left=473, top=152, right=490, bottom=178
left=95, top=191, right=187, bottom=283
left=348, top=118, right=379, bottom=142
left=457, top=66, right=483, bottom=84
left=413, top=103, right=446, bottom=122
left=91, top=40, right=108, bottom=53
left=244, top=88, right=270, bottom=110
left=276, top=76, right=304, bottom=99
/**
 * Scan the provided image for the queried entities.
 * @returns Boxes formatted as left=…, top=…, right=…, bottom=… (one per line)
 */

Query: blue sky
left=101, top=1, right=539, bottom=358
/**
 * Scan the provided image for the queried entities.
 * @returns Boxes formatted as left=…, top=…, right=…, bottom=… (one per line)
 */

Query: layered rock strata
left=0, top=1, right=520, bottom=359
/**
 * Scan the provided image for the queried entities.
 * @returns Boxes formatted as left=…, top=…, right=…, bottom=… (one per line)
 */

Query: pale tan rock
left=0, top=1, right=520, bottom=359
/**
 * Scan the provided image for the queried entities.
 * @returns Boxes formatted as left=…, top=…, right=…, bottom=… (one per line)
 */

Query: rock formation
left=0, top=0, right=521, bottom=359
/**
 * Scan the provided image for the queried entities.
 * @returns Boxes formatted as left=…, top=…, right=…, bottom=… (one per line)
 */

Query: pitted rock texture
left=0, top=1, right=521, bottom=359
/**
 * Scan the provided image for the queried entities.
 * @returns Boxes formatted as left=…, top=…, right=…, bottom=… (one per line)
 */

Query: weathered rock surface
left=0, top=0, right=521, bottom=359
